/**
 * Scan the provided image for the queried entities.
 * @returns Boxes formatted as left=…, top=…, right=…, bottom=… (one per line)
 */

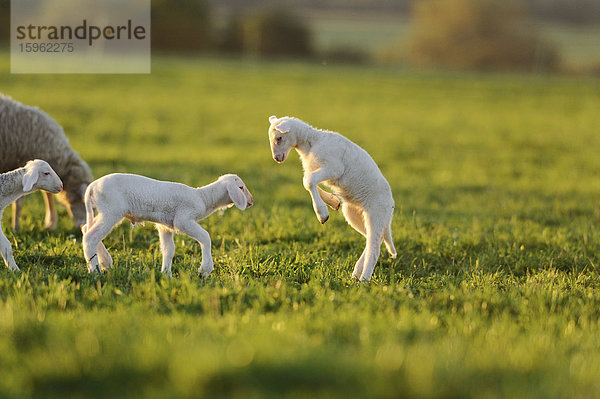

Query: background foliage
left=150, top=0, right=212, bottom=52
left=405, top=0, right=559, bottom=71
left=218, top=8, right=312, bottom=58
left=2, top=0, right=599, bottom=71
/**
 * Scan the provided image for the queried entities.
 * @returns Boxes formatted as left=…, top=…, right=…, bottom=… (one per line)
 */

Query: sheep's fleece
left=0, top=160, right=63, bottom=271
left=268, top=115, right=397, bottom=281
left=0, top=93, right=92, bottom=229
left=81, top=173, right=254, bottom=277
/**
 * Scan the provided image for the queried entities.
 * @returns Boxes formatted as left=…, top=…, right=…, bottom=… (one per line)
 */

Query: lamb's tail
left=81, top=184, right=95, bottom=234
left=383, top=222, right=397, bottom=258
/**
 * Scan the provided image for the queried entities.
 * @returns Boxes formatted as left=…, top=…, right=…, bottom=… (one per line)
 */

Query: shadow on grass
left=30, top=365, right=169, bottom=399
left=204, top=358, right=365, bottom=399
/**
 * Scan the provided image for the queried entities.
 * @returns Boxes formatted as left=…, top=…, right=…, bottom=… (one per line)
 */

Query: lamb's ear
left=274, top=120, right=290, bottom=134
left=22, top=169, right=38, bottom=192
left=227, top=182, right=247, bottom=210
left=269, top=115, right=278, bottom=124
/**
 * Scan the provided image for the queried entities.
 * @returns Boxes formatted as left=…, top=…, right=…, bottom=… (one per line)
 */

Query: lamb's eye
left=43, top=172, right=50, bottom=176
left=239, top=186, right=244, bottom=190
left=276, top=136, right=282, bottom=144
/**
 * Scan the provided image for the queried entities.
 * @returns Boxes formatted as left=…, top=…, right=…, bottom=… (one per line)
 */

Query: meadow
left=1, top=53, right=600, bottom=398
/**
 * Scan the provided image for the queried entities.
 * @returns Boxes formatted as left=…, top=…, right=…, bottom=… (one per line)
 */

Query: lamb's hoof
left=44, top=222, right=58, bottom=231
left=320, top=215, right=329, bottom=224
left=99, top=259, right=112, bottom=271
left=88, top=264, right=102, bottom=273
left=198, top=267, right=213, bottom=278
left=99, top=262, right=113, bottom=272
left=100, top=262, right=113, bottom=270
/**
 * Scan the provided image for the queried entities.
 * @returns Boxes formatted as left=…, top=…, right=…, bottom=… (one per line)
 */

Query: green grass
left=1, top=53, right=600, bottom=398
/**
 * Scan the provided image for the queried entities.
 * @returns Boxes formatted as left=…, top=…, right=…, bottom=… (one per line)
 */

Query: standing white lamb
left=81, top=173, right=253, bottom=277
left=267, top=115, right=397, bottom=281
left=0, top=93, right=93, bottom=231
left=0, top=160, right=63, bottom=271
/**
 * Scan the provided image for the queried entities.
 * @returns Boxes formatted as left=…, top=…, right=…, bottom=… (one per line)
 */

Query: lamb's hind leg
left=352, top=247, right=367, bottom=279
left=82, top=214, right=119, bottom=273
left=97, top=241, right=113, bottom=271
left=81, top=223, right=112, bottom=271
left=359, top=211, right=385, bottom=281
left=383, top=222, right=397, bottom=258
left=158, top=227, right=175, bottom=278
left=342, top=203, right=368, bottom=278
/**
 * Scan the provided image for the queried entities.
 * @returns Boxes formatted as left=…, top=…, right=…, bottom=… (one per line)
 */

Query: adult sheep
left=0, top=93, right=92, bottom=230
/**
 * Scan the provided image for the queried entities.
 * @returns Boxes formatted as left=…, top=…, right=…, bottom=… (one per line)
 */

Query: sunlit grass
left=1, top=53, right=600, bottom=397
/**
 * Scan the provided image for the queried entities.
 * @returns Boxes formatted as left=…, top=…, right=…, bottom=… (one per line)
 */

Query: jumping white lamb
left=0, top=93, right=93, bottom=231
left=267, top=115, right=396, bottom=281
left=0, top=160, right=63, bottom=271
left=81, top=173, right=254, bottom=277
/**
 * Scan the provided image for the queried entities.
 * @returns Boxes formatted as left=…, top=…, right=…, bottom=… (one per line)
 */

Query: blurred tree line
left=512, top=0, right=600, bottom=24
left=215, top=8, right=312, bottom=58
left=151, top=1, right=318, bottom=59
left=404, top=0, right=559, bottom=71
left=151, top=0, right=212, bottom=51
left=0, top=0, right=312, bottom=59
left=0, top=0, right=7, bottom=43
left=212, top=0, right=600, bottom=25
left=0, top=0, right=596, bottom=71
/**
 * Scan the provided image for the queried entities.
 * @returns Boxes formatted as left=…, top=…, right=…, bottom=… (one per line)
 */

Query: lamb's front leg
left=82, top=214, right=119, bottom=273
left=360, top=212, right=385, bottom=281
left=81, top=223, right=112, bottom=271
left=174, top=220, right=214, bottom=277
left=0, top=224, right=19, bottom=271
left=317, top=187, right=341, bottom=210
left=304, top=168, right=341, bottom=224
left=97, top=242, right=113, bottom=271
